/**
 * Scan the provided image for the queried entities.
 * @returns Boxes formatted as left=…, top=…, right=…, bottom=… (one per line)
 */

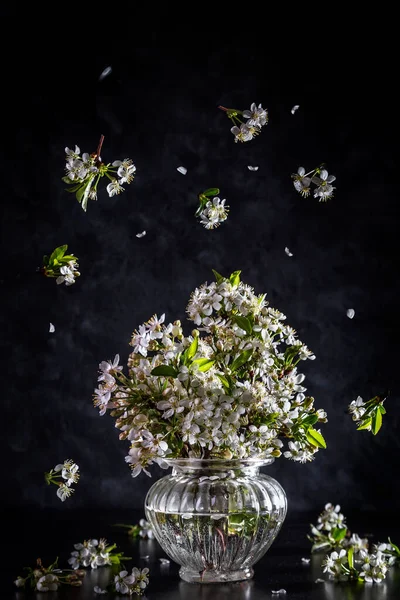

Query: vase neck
left=165, top=458, right=274, bottom=478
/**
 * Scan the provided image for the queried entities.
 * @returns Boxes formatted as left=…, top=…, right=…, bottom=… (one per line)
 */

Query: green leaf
left=371, top=408, right=382, bottom=435
left=75, top=184, right=87, bottom=204
left=202, top=188, right=220, bottom=197
left=151, top=365, right=178, bottom=377
left=301, top=414, right=319, bottom=427
left=232, top=315, right=253, bottom=335
left=332, top=527, right=347, bottom=542
left=230, top=349, right=253, bottom=373
left=212, top=269, right=225, bottom=284
left=187, top=336, right=199, bottom=360
left=348, top=546, right=354, bottom=569
left=49, top=245, right=68, bottom=264
left=379, top=405, right=386, bottom=414
left=388, top=538, right=400, bottom=556
left=229, top=270, right=241, bottom=287
left=306, top=427, right=327, bottom=449
left=216, top=373, right=230, bottom=391
left=357, top=418, right=372, bottom=431
left=192, top=358, right=215, bottom=372
left=62, top=175, right=75, bottom=184
left=64, top=182, right=84, bottom=193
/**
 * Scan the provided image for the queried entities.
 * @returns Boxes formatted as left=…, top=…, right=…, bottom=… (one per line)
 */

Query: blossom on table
left=308, top=503, right=348, bottom=553
left=41, top=245, right=80, bottom=286
left=44, top=459, right=80, bottom=502
left=68, top=538, right=131, bottom=570
left=14, top=557, right=85, bottom=591
left=62, top=136, right=136, bottom=211
left=93, top=269, right=327, bottom=480
left=114, top=568, right=149, bottom=595
left=291, top=165, right=336, bottom=202
left=218, top=102, right=268, bottom=143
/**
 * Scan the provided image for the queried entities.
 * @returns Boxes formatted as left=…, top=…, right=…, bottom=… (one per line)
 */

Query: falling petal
left=99, top=66, right=112, bottom=81
left=248, top=165, right=259, bottom=171
left=140, top=555, right=150, bottom=561
left=272, top=590, right=287, bottom=595
left=346, top=309, right=355, bottom=319
left=285, top=247, right=293, bottom=257
left=159, top=558, right=170, bottom=565
left=136, top=231, right=146, bottom=238
left=49, top=323, right=55, bottom=333
left=315, top=579, right=325, bottom=583
left=301, top=557, right=310, bottom=564
left=291, top=104, right=300, bottom=114
left=177, top=166, right=187, bottom=175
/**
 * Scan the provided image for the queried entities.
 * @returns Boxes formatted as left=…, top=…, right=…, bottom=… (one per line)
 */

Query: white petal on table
left=99, top=66, right=112, bottom=81
left=272, top=590, right=287, bottom=595
left=346, top=308, right=355, bottom=319
left=291, top=104, right=300, bottom=114
left=248, top=165, right=259, bottom=171
left=136, top=231, right=146, bottom=238
left=159, top=558, right=170, bottom=565
left=177, top=166, right=187, bottom=175
left=49, top=323, right=55, bottom=333
left=315, top=579, right=325, bottom=583
left=285, top=247, right=293, bottom=257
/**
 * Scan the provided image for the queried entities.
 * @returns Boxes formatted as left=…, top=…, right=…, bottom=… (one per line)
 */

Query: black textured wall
left=2, top=46, right=398, bottom=516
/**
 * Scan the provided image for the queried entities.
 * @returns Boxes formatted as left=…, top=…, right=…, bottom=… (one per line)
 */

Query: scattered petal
left=140, top=555, right=150, bottom=561
left=49, top=323, right=55, bottom=333
left=315, top=579, right=325, bottom=583
left=285, top=247, right=293, bottom=257
left=346, top=308, right=355, bottom=319
left=159, top=558, right=170, bottom=565
left=136, top=231, right=146, bottom=238
left=272, top=590, right=287, bottom=595
left=291, top=105, right=300, bottom=114
left=99, top=66, right=112, bottom=81
left=248, top=165, right=259, bottom=171
left=177, top=166, right=187, bottom=175
left=94, top=586, right=108, bottom=594
left=301, top=557, right=310, bottom=564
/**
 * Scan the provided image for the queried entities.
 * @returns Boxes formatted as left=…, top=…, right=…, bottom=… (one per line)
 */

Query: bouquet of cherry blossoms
left=93, top=270, right=327, bottom=477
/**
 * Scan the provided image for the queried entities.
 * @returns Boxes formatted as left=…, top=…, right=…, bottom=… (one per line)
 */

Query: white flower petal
left=315, top=578, right=325, bottom=583
left=136, top=231, right=146, bottom=238
left=301, top=557, right=310, bottom=563
left=49, top=323, right=55, bottom=333
left=346, top=308, right=355, bottom=319
left=285, top=247, right=293, bottom=257
left=94, top=586, right=108, bottom=594
left=320, top=169, right=328, bottom=181
left=177, top=166, right=187, bottom=175
left=159, top=558, right=170, bottom=564
left=99, top=66, right=112, bottom=81
left=248, top=165, right=259, bottom=171
left=272, top=590, right=287, bottom=595
left=291, top=104, right=300, bottom=114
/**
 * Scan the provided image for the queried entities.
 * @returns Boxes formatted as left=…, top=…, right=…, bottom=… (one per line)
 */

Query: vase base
left=179, top=566, right=254, bottom=584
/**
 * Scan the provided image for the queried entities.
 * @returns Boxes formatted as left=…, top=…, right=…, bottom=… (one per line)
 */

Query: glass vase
left=144, top=458, right=287, bottom=583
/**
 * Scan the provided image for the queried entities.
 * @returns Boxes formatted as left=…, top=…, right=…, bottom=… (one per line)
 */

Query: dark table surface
left=4, top=508, right=400, bottom=599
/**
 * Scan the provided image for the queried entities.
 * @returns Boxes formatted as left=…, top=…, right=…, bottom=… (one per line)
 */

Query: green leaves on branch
left=151, top=365, right=178, bottom=377
left=353, top=391, right=389, bottom=436
left=192, top=358, right=215, bottom=372
left=211, top=269, right=242, bottom=287
left=196, top=188, right=220, bottom=216
left=306, top=427, right=327, bottom=449
left=41, top=244, right=80, bottom=285
left=230, top=349, right=253, bottom=373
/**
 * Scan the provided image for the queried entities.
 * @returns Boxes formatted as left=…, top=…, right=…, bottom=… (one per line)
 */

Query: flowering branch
left=14, top=557, right=85, bottom=592
left=218, top=102, right=268, bottom=143
left=44, top=459, right=80, bottom=502
left=348, top=391, right=389, bottom=435
left=68, top=538, right=131, bottom=570
left=40, top=244, right=80, bottom=286
left=62, top=137, right=136, bottom=211
left=94, top=567, right=149, bottom=596
left=322, top=547, right=390, bottom=583
left=114, top=519, right=155, bottom=539
left=291, top=165, right=336, bottom=201
left=195, top=188, right=229, bottom=229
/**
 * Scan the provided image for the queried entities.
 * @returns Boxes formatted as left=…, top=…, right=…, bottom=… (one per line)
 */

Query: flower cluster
left=44, top=459, right=80, bottom=501
left=68, top=538, right=131, bottom=570
left=322, top=548, right=389, bottom=583
left=218, top=102, right=268, bottom=143
left=93, top=270, right=327, bottom=478
left=14, top=558, right=85, bottom=592
left=291, top=166, right=336, bottom=201
left=115, top=519, right=155, bottom=539
left=62, top=135, right=136, bottom=211
left=94, top=567, right=149, bottom=596
left=308, top=503, right=369, bottom=554
left=348, top=392, right=388, bottom=435
left=195, top=188, right=229, bottom=230
left=41, top=244, right=80, bottom=286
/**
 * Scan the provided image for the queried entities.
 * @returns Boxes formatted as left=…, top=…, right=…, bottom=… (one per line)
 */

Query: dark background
left=1, top=46, right=398, bottom=520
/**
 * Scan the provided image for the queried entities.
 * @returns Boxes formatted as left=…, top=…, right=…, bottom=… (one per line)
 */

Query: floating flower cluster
left=44, top=459, right=80, bottom=502
left=218, top=102, right=268, bottom=143
left=93, top=270, right=327, bottom=478
left=195, top=188, right=229, bottom=230
left=14, top=558, right=85, bottom=592
left=94, top=567, right=149, bottom=596
left=348, top=392, right=388, bottom=435
left=291, top=166, right=336, bottom=201
left=41, top=244, right=80, bottom=286
left=115, top=518, right=155, bottom=539
left=62, top=135, right=136, bottom=211
left=68, top=538, right=131, bottom=570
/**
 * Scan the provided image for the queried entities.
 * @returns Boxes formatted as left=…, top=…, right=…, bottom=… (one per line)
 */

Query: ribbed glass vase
left=144, top=458, right=287, bottom=583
